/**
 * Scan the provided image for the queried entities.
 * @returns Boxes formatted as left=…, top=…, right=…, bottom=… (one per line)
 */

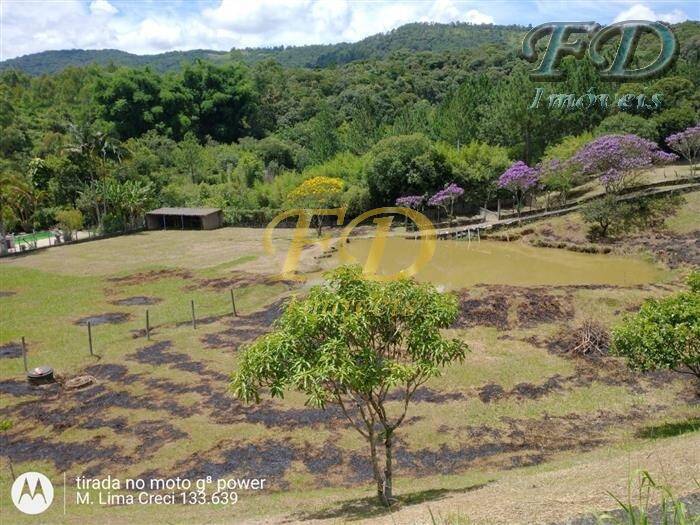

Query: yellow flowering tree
left=287, top=176, right=344, bottom=236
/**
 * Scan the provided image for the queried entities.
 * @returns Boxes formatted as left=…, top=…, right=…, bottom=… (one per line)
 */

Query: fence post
left=21, top=337, right=27, bottom=372
left=230, top=289, right=238, bottom=317
left=88, top=321, right=94, bottom=356
left=191, top=300, right=197, bottom=330
left=146, top=309, right=150, bottom=340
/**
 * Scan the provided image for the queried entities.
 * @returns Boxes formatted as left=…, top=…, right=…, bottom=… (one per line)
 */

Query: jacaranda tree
left=231, top=266, right=468, bottom=506
left=498, top=161, right=539, bottom=217
left=572, top=134, right=677, bottom=194
left=428, top=183, right=464, bottom=221
left=666, top=125, right=700, bottom=176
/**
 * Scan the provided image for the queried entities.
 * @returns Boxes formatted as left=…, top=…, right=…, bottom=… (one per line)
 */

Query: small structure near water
left=146, top=207, right=223, bottom=230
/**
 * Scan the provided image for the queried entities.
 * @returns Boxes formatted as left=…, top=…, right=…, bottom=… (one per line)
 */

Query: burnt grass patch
left=388, top=387, right=465, bottom=404
left=15, top=382, right=195, bottom=433
left=177, top=440, right=296, bottom=487
left=185, top=272, right=293, bottom=292
left=516, top=290, right=574, bottom=327
left=0, top=379, right=60, bottom=398
left=133, top=420, right=188, bottom=455
left=454, top=285, right=575, bottom=330
left=454, top=293, right=510, bottom=330
left=110, top=296, right=162, bottom=306
left=0, top=342, right=22, bottom=359
left=75, top=312, right=130, bottom=326
left=201, top=298, right=289, bottom=349
left=107, top=269, right=192, bottom=286
left=0, top=435, right=126, bottom=472
left=82, top=363, right=141, bottom=383
left=127, top=340, right=189, bottom=365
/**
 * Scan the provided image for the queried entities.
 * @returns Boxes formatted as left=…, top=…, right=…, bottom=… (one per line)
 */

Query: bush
left=101, top=212, right=127, bottom=234
left=611, top=289, right=699, bottom=387
left=55, top=208, right=83, bottom=241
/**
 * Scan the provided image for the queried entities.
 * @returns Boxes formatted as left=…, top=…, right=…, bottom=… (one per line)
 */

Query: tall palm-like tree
left=0, top=172, right=31, bottom=254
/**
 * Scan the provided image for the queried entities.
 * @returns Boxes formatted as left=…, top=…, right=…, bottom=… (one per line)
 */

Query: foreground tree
left=231, top=266, right=468, bottom=506
left=612, top=272, right=699, bottom=391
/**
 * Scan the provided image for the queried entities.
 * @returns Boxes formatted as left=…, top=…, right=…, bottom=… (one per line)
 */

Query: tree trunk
left=368, top=431, right=384, bottom=503
left=381, top=432, right=393, bottom=505
left=0, top=221, right=7, bottom=255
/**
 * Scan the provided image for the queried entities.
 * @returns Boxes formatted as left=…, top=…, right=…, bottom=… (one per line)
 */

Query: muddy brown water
left=326, top=239, right=663, bottom=289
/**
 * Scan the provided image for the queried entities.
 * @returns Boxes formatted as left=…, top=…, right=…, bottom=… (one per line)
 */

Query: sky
left=1, top=0, right=698, bottom=61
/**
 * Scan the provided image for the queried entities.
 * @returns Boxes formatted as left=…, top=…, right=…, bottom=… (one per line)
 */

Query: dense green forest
left=1, top=21, right=698, bottom=237
left=0, top=22, right=526, bottom=75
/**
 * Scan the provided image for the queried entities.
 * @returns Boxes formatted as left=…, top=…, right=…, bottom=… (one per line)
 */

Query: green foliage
left=366, top=134, right=453, bottom=205
left=582, top=193, right=683, bottom=239
left=0, top=21, right=697, bottom=230
left=55, top=207, right=83, bottom=234
left=232, top=266, right=468, bottom=504
left=581, top=195, right=620, bottom=239
left=544, top=133, right=594, bottom=162
left=611, top=289, right=699, bottom=381
left=595, top=113, right=659, bottom=142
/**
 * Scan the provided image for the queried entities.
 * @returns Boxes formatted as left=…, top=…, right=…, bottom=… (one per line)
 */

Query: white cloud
left=89, top=0, right=118, bottom=16
left=613, top=3, right=687, bottom=23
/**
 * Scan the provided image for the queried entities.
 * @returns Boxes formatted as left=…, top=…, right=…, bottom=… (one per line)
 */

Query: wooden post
left=146, top=309, right=151, bottom=340
left=230, top=289, right=237, bottom=317
left=21, top=337, right=27, bottom=372
left=88, top=321, right=94, bottom=356
left=191, top=300, right=197, bottom=330
left=497, top=199, right=501, bottom=220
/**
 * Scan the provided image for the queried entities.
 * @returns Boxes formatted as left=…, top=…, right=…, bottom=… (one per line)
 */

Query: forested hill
left=0, top=22, right=526, bottom=75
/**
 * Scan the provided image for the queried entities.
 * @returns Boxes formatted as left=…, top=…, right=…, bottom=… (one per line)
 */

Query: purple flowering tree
left=395, top=195, right=424, bottom=210
left=497, top=161, right=539, bottom=217
left=395, top=195, right=425, bottom=229
left=572, top=134, right=677, bottom=194
left=666, top=125, right=700, bottom=176
left=428, top=183, right=464, bottom=221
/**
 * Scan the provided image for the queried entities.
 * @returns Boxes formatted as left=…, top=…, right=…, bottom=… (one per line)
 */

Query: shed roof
left=147, top=207, right=222, bottom=217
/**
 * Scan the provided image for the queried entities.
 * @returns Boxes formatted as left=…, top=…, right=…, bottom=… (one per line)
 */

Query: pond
left=322, top=238, right=663, bottom=289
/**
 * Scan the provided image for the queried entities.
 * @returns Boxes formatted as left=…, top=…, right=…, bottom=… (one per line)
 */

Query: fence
left=14, top=286, right=249, bottom=375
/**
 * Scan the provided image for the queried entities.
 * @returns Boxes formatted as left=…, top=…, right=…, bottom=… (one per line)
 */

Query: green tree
left=55, top=208, right=83, bottom=241
left=231, top=266, right=468, bottom=506
left=581, top=194, right=619, bottom=238
left=94, top=67, right=162, bottom=139
left=179, top=60, right=254, bottom=142
left=612, top=280, right=699, bottom=390
left=366, top=134, right=452, bottom=205
left=595, top=113, right=659, bottom=141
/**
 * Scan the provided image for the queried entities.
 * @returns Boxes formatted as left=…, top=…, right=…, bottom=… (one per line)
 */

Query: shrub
left=54, top=208, right=83, bottom=241
left=611, top=288, right=699, bottom=388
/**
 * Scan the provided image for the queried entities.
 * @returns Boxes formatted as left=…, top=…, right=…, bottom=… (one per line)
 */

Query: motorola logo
left=11, top=472, right=54, bottom=515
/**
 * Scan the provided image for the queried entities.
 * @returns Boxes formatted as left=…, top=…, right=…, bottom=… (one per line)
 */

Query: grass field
left=0, top=197, right=698, bottom=524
